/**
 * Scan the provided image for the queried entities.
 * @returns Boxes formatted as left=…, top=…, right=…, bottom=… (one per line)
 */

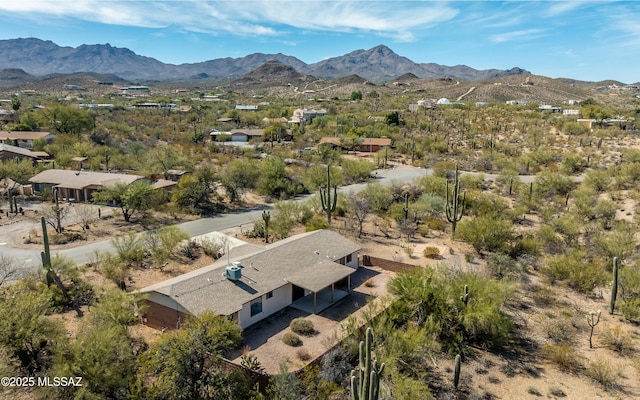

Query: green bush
left=541, top=344, right=581, bottom=372
left=290, top=318, right=315, bottom=336
left=486, top=253, right=521, bottom=280
left=387, top=267, right=514, bottom=351
left=456, top=216, right=515, bottom=253
left=422, top=246, right=440, bottom=259
left=282, top=332, right=302, bottom=347
left=305, top=214, right=329, bottom=231
left=544, top=250, right=608, bottom=294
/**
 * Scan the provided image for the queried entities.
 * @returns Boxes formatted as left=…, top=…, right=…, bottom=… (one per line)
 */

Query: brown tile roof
left=141, top=230, right=360, bottom=316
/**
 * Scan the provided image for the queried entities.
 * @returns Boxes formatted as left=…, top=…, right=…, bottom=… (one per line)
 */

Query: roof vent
left=226, top=264, right=242, bottom=281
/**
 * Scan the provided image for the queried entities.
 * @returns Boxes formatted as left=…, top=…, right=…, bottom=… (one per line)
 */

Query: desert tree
left=92, top=181, right=157, bottom=222
left=139, top=311, right=248, bottom=400
left=0, top=281, right=64, bottom=372
left=348, top=192, right=370, bottom=237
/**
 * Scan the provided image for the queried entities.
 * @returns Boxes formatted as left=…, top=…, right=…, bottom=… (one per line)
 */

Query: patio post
left=313, top=292, right=317, bottom=314
left=331, top=283, right=335, bottom=302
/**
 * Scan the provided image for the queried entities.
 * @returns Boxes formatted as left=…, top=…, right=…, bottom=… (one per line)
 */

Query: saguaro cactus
left=460, top=284, right=470, bottom=306
left=454, top=354, right=462, bottom=389
left=445, top=164, right=465, bottom=234
left=351, top=327, right=385, bottom=400
left=403, top=193, right=409, bottom=221
left=40, top=216, right=67, bottom=296
left=320, top=164, right=337, bottom=224
left=610, top=257, right=619, bottom=314
left=262, top=210, right=270, bottom=244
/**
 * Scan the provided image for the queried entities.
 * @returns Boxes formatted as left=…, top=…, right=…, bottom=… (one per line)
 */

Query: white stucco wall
left=237, top=283, right=292, bottom=329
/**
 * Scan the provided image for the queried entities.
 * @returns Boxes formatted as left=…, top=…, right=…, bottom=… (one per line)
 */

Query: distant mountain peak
left=0, top=37, right=531, bottom=83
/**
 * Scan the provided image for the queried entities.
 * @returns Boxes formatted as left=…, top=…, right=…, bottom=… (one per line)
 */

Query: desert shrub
left=600, top=325, right=634, bottom=355
left=197, top=237, right=225, bottom=259
left=544, top=250, right=608, bottom=294
left=527, top=386, right=542, bottom=396
left=424, top=217, right=447, bottom=232
left=305, top=214, right=329, bottom=231
left=240, top=354, right=264, bottom=372
left=542, top=315, right=577, bottom=344
left=541, top=344, right=581, bottom=372
left=282, top=332, right=302, bottom=347
left=486, top=253, right=520, bottom=280
left=319, top=347, right=352, bottom=384
left=456, top=216, right=515, bottom=253
left=290, top=318, right=315, bottom=336
left=583, top=169, right=612, bottom=192
left=535, top=171, right=575, bottom=198
left=296, top=349, right=311, bottom=361
left=585, top=359, right=618, bottom=390
left=388, top=267, right=514, bottom=351
left=548, top=385, right=566, bottom=397
left=423, top=246, right=440, bottom=259
left=509, top=234, right=540, bottom=259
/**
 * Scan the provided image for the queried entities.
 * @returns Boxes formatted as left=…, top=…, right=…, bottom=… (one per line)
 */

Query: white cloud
left=490, top=29, right=545, bottom=43
left=0, top=1, right=458, bottom=39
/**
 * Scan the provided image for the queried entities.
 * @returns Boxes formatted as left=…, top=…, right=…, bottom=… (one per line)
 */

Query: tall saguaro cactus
left=351, top=327, right=385, bottom=400
left=320, top=164, right=338, bottom=224
left=460, top=284, right=470, bottom=306
left=445, top=164, right=465, bottom=234
left=454, top=354, right=462, bottom=389
left=40, top=216, right=67, bottom=296
left=610, top=257, right=619, bottom=314
left=262, top=210, right=270, bottom=244
left=403, top=193, right=409, bottom=221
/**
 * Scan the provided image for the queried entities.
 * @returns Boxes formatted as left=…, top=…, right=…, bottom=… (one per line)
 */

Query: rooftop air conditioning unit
left=226, top=264, right=242, bottom=281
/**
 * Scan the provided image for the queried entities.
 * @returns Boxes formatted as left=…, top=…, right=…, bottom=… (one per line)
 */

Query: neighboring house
left=0, top=131, right=56, bottom=149
left=291, top=108, right=326, bottom=124
left=0, top=143, right=38, bottom=162
left=234, top=105, right=259, bottom=111
left=0, top=109, right=17, bottom=123
left=319, top=136, right=392, bottom=153
left=141, top=229, right=360, bottom=330
left=229, top=129, right=264, bottom=142
left=563, top=109, right=580, bottom=116
left=28, top=169, right=176, bottom=202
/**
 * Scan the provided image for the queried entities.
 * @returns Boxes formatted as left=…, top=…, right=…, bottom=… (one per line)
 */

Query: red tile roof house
left=0, top=131, right=57, bottom=149
left=28, top=169, right=176, bottom=202
left=140, top=229, right=360, bottom=331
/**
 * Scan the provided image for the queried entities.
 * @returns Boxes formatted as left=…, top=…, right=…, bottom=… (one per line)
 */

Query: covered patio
left=290, top=286, right=350, bottom=314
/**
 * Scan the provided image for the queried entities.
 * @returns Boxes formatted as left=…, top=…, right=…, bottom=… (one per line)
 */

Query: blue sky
left=1, top=1, right=639, bottom=83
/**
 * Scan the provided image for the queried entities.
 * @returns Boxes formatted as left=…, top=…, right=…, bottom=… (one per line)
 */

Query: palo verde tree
left=92, top=181, right=157, bottom=222
left=138, top=311, right=248, bottom=400
left=41, top=104, right=95, bottom=137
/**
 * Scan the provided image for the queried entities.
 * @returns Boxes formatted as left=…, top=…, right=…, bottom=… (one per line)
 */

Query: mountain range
left=0, top=38, right=530, bottom=83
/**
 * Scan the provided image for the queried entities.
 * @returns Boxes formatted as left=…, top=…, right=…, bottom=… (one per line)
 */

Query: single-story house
left=290, top=108, right=326, bottom=124
left=140, top=229, right=361, bottom=330
left=319, top=136, right=392, bottom=153
left=28, top=169, right=176, bottom=202
left=0, top=131, right=56, bottom=149
left=0, top=143, right=38, bottom=162
left=229, top=129, right=264, bottom=142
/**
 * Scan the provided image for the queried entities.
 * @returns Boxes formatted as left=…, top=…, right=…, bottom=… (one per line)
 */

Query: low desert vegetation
left=1, top=79, right=639, bottom=398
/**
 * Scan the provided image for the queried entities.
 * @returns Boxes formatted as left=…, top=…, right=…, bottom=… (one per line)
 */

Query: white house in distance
left=140, top=229, right=361, bottom=330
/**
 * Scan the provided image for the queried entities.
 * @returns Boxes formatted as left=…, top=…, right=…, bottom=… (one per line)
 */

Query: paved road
left=1, top=166, right=429, bottom=276
left=1, top=165, right=582, bottom=277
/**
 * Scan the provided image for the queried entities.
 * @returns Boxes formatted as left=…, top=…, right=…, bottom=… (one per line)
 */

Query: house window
left=250, top=298, right=262, bottom=317
left=346, top=254, right=353, bottom=263
left=266, top=291, right=273, bottom=299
